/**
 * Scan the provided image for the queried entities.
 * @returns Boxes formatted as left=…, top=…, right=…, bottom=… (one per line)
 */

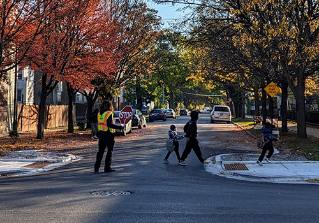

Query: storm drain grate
left=90, top=191, right=132, bottom=196
left=224, top=163, right=249, bottom=171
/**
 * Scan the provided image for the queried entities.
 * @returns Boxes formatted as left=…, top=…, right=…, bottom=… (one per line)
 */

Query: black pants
left=258, top=141, right=274, bottom=162
left=165, top=141, right=181, bottom=161
left=180, top=138, right=204, bottom=163
left=94, top=132, right=115, bottom=171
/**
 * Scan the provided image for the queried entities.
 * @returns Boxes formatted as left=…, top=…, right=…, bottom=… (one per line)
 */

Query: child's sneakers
left=178, top=160, right=187, bottom=166
left=163, top=159, right=169, bottom=164
left=256, top=160, right=263, bottom=166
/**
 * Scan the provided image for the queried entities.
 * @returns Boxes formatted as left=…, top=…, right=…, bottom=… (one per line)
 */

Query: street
left=0, top=113, right=318, bottom=223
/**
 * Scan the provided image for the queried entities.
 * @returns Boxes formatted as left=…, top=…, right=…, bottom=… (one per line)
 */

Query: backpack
left=166, top=138, right=175, bottom=152
left=184, top=121, right=191, bottom=133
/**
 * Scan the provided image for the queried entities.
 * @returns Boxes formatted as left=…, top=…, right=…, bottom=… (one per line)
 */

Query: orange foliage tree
left=22, top=0, right=120, bottom=138
left=98, top=0, right=160, bottom=105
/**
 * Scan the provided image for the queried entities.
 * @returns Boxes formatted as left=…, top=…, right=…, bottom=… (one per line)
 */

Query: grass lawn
left=232, top=117, right=319, bottom=161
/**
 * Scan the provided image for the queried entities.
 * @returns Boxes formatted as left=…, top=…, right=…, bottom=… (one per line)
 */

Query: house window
left=76, top=93, right=81, bottom=101
left=18, top=70, right=23, bottom=80
left=57, top=82, right=63, bottom=91
left=57, top=92, right=62, bottom=102
left=17, top=89, right=22, bottom=102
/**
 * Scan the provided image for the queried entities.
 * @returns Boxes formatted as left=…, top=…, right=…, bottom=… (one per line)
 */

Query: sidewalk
left=204, top=151, right=319, bottom=184
left=204, top=119, right=319, bottom=184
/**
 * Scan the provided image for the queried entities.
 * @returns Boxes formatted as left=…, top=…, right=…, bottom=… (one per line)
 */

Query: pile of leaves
left=0, top=129, right=95, bottom=154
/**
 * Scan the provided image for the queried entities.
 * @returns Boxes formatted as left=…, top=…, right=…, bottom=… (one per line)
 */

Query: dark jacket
left=185, top=120, right=198, bottom=139
left=89, top=109, right=99, bottom=123
left=262, top=126, right=277, bottom=142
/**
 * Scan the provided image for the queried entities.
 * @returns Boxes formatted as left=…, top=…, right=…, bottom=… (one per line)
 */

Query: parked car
left=210, top=105, right=231, bottom=123
left=132, top=109, right=147, bottom=129
left=180, top=109, right=189, bottom=116
left=113, top=111, right=132, bottom=136
left=149, top=109, right=166, bottom=122
left=163, top=109, right=176, bottom=119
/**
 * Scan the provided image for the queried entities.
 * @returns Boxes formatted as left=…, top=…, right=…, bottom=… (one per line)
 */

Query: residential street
left=0, top=113, right=318, bottom=223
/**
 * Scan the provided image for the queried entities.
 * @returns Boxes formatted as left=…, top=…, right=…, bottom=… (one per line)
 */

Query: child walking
left=164, top=125, right=184, bottom=164
left=257, top=122, right=278, bottom=166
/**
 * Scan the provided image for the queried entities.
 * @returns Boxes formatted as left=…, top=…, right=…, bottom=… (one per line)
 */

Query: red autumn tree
left=22, top=0, right=119, bottom=138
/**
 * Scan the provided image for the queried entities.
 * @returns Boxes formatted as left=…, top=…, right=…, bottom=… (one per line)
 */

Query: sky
left=147, top=1, right=188, bottom=28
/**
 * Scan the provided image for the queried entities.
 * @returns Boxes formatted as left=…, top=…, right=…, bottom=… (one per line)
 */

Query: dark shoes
left=94, top=165, right=115, bottom=173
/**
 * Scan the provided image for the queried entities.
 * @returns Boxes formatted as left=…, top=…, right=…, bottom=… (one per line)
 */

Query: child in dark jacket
left=164, top=125, right=184, bottom=164
left=257, top=122, right=278, bottom=166
left=179, top=111, right=205, bottom=166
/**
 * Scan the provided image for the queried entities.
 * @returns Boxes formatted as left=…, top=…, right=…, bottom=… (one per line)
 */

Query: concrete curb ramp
left=204, top=154, right=319, bottom=184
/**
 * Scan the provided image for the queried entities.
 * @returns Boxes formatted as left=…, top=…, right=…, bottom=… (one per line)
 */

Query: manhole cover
left=90, top=191, right=131, bottom=196
left=224, top=163, right=249, bottom=171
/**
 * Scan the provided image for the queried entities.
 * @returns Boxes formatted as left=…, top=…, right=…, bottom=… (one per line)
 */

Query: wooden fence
left=0, top=106, right=8, bottom=134
left=17, top=104, right=70, bottom=132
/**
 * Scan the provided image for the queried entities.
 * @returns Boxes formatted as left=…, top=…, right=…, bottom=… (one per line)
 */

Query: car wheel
left=138, top=122, right=142, bottom=129
left=143, top=122, right=147, bottom=127
left=210, top=118, right=214, bottom=123
left=163, top=118, right=166, bottom=121
left=227, top=121, right=231, bottom=124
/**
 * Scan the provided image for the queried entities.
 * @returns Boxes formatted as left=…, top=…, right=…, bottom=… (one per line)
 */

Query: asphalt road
left=0, top=113, right=318, bottom=223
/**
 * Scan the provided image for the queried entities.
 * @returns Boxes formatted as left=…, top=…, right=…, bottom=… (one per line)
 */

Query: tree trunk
left=169, top=92, right=174, bottom=109
left=37, top=95, right=46, bottom=139
left=281, top=79, right=288, bottom=132
left=269, top=95, right=274, bottom=119
left=295, top=78, right=307, bottom=139
left=67, top=83, right=75, bottom=134
left=254, top=85, right=259, bottom=116
left=261, top=84, right=267, bottom=125
left=136, top=76, right=143, bottom=111
left=241, top=91, right=245, bottom=119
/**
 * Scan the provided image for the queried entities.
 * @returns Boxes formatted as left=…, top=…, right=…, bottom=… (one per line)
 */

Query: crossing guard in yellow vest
left=94, top=101, right=123, bottom=173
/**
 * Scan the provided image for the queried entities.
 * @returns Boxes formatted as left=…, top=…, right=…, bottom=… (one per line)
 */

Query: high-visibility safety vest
left=98, top=111, right=115, bottom=133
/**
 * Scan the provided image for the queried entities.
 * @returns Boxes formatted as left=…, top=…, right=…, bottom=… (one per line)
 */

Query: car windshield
left=113, top=111, right=120, bottom=117
left=214, top=107, right=229, bottom=112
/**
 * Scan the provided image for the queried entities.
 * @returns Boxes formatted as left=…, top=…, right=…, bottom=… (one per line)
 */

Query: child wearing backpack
left=256, top=122, right=278, bottom=166
left=164, top=125, right=184, bottom=164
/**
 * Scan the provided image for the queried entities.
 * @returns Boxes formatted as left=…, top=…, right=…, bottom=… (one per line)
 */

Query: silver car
left=163, top=109, right=176, bottom=119
left=210, top=105, right=231, bottom=123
